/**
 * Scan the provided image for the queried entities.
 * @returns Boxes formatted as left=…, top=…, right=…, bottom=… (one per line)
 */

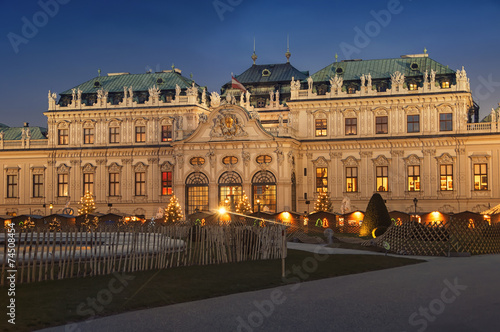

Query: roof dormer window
left=262, top=69, right=271, bottom=77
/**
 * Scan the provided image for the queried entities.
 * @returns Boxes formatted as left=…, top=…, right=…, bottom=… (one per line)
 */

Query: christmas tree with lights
left=21, top=217, right=35, bottom=230
left=82, top=215, right=99, bottom=232
left=314, top=191, right=333, bottom=212
left=165, top=194, right=184, bottom=223
left=78, top=191, right=96, bottom=215
left=235, top=193, right=252, bottom=215
left=49, top=217, right=61, bottom=232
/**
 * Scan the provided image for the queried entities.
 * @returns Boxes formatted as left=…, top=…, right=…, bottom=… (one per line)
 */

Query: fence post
left=281, top=226, right=286, bottom=278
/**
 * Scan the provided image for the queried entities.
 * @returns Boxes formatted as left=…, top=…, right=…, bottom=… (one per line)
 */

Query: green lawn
left=1, top=249, right=424, bottom=332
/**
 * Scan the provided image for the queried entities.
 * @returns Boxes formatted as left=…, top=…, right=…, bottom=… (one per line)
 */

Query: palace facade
left=1, top=52, right=500, bottom=218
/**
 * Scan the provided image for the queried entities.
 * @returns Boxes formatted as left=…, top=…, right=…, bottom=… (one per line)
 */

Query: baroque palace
left=1, top=51, right=500, bottom=218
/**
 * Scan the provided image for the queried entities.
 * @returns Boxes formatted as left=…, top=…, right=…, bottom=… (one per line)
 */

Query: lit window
left=252, top=171, right=276, bottom=213
left=135, top=126, right=146, bottom=142
left=33, top=174, right=44, bottom=198
left=315, top=119, right=327, bottom=137
left=407, top=115, right=420, bottom=133
left=440, top=113, right=453, bottom=131
left=7, top=175, right=18, bottom=198
left=186, top=172, right=209, bottom=214
left=408, top=165, right=420, bottom=192
left=162, top=125, right=172, bottom=142
left=222, top=156, right=238, bottom=165
left=376, top=116, right=388, bottom=134
left=161, top=171, right=172, bottom=196
left=58, top=174, right=69, bottom=197
left=109, top=127, right=120, bottom=143
left=376, top=166, right=388, bottom=192
left=109, top=173, right=120, bottom=196
left=441, top=81, right=450, bottom=89
left=346, top=167, right=357, bottom=192
left=190, top=157, right=205, bottom=166
left=409, top=83, right=418, bottom=91
left=58, top=129, right=68, bottom=145
left=440, top=165, right=453, bottom=191
left=83, top=173, right=94, bottom=194
left=316, top=167, right=328, bottom=193
left=474, top=164, right=488, bottom=191
left=345, top=118, right=357, bottom=135
left=347, top=86, right=356, bottom=94
left=256, top=155, right=272, bottom=164
left=135, top=172, right=146, bottom=196
left=83, top=128, right=94, bottom=144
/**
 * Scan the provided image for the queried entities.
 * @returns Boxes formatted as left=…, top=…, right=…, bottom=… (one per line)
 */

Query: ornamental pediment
left=182, top=104, right=273, bottom=143
left=435, top=153, right=455, bottom=164
left=341, top=156, right=360, bottom=167
left=372, top=155, right=390, bottom=166
left=312, top=156, right=329, bottom=167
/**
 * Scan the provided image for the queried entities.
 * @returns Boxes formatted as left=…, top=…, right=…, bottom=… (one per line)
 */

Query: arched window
left=218, top=171, right=243, bottom=211
left=185, top=172, right=209, bottom=214
left=252, top=171, right=277, bottom=213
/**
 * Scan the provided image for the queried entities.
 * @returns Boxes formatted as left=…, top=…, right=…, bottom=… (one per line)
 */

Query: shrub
left=359, top=193, right=391, bottom=237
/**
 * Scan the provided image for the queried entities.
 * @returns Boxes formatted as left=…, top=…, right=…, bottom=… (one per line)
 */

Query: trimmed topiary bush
left=360, top=193, right=392, bottom=237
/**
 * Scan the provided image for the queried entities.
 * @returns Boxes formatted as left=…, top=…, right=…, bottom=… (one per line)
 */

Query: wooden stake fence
left=0, top=224, right=285, bottom=286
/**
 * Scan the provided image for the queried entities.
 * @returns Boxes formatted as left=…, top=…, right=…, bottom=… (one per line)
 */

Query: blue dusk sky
left=1, top=0, right=499, bottom=127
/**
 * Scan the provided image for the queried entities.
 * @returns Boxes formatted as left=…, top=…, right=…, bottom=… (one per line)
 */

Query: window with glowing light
left=185, top=172, right=209, bottom=214
left=58, top=174, right=69, bottom=197
left=440, top=164, right=453, bottom=191
left=473, top=163, right=488, bottom=191
left=252, top=171, right=276, bottom=213
left=316, top=167, right=328, bottom=193
left=190, top=157, right=205, bottom=166
left=376, top=166, right=388, bottom=192
left=315, top=119, right=327, bottom=137
left=135, top=126, right=146, bottom=142
left=218, top=171, right=242, bottom=211
left=346, top=167, right=357, bottom=192
left=161, top=171, right=172, bottom=195
left=256, top=155, right=272, bottom=164
left=83, top=128, right=94, bottom=144
left=83, top=173, right=94, bottom=194
left=58, top=129, right=68, bottom=145
left=408, top=165, right=420, bottom=191
left=345, top=118, right=357, bottom=135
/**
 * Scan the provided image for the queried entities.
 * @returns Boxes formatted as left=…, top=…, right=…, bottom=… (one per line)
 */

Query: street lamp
left=49, top=203, right=54, bottom=214
left=257, top=199, right=261, bottom=213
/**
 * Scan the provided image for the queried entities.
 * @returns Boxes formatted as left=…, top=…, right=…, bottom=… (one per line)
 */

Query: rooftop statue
left=329, top=74, right=343, bottom=90
left=391, top=71, right=405, bottom=86
left=210, top=92, right=221, bottom=107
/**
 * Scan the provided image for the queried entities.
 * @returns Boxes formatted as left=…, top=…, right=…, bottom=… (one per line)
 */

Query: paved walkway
left=39, top=243, right=500, bottom=332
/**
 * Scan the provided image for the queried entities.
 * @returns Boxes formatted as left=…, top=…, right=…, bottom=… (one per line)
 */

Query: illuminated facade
left=1, top=52, right=500, bottom=218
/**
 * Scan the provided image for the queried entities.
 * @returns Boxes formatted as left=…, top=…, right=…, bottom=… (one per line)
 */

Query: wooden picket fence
left=0, top=224, right=286, bottom=286
left=364, top=219, right=500, bottom=256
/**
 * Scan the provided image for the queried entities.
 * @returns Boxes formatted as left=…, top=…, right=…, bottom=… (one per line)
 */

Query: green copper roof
left=0, top=127, right=47, bottom=140
left=310, top=56, right=455, bottom=82
left=227, top=63, right=309, bottom=86
left=60, top=71, right=201, bottom=96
